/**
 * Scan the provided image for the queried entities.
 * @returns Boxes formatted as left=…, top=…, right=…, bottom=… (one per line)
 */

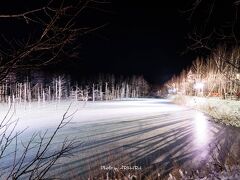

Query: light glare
left=194, top=82, right=204, bottom=89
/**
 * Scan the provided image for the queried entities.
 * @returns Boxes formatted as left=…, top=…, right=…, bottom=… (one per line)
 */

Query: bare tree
left=165, top=46, right=239, bottom=99
left=177, top=0, right=240, bottom=96
left=184, top=0, right=240, bottom=55
left=0, top=0, right=108, bottom=82
left=0, top=104, right=77, bottom=179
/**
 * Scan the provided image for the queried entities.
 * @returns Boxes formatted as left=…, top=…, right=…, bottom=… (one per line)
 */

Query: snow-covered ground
left=171, top=95, right=240, bottom=127
left=0, top=99, right=185, bottom=132
left=0, top=98, right=240, bottom=179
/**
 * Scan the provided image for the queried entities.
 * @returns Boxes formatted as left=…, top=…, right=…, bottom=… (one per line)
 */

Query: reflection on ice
left=194, top=112, right=209, bottom=147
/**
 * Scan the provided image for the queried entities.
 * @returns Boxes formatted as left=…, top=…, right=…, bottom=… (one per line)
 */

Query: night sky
left=77, top=1, right=193, bottom=85
left=0, top=0, right=232, bottom=85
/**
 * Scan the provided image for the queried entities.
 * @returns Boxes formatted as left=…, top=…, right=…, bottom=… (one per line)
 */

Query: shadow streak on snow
left=47, top=111, right=240, bottom=179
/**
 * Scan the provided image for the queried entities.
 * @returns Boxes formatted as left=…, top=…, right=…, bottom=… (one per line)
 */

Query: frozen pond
left=0, top=98, right=240, bottom=178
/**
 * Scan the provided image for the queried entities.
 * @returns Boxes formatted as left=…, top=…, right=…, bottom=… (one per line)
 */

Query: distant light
left=168, top=88, right=176, bottom=94
left=237, top=73, right=240, bottom=80
left=194, top=82, right=204, bottom=90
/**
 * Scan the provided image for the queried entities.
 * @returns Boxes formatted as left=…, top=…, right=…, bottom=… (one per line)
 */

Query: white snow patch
left=0, top=99, right=186, bottom=132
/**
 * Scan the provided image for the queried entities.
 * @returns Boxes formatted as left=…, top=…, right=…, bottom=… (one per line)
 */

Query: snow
left=171, top=95, right=240, bottom=127
left=168, top=166, right=240, bottom=180
left=0, top=98, right=185, bottom=133
left=0, top=98, right=240, bottom=178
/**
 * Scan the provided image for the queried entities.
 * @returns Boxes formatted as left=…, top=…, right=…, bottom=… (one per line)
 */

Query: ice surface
left=0, top=98, right=185, bottom=132
left=0, top=98, right=239, bottom=178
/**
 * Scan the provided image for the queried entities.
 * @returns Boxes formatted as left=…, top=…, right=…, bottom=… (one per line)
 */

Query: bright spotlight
left=194, top=82, right=204, bottom=90
left=237, top=73, right=240, bottom=80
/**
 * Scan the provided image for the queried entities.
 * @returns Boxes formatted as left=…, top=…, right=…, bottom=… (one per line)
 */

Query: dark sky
left=77, top=1, right=193, bottom=85
left=1, top=0, right=232, bottom=85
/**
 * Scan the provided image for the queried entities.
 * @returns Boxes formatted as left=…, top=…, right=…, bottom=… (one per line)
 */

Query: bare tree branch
left=0, top=103, right=78, bottom=179
left=0, top=0, right=109, bottom=82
